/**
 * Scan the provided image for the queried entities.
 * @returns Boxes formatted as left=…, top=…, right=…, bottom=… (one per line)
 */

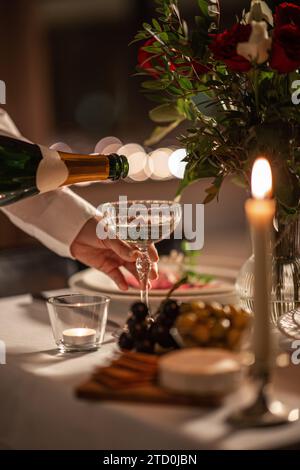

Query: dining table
left=0, top=285, right=300, bottom=451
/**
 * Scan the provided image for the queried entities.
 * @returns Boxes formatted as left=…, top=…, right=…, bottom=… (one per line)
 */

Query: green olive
left=227, top=328, right=241, bottom=349
left=211, top=323, right=226, bottom=340
left=176, top=312, right=198, bottom=333
left=192, top=325, right=210, bottom=344
left=232, top=310, right=249, bottom=329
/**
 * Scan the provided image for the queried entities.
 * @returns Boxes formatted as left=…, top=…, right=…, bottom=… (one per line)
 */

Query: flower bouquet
left=135, top=0, right=300, bottom=220
left=135, top=0, right=300, bottom=324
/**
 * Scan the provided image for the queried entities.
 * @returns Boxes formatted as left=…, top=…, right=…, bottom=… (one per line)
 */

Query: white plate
left=68, top=276, right=239, bottom=305
left=68, top=261, right=238, bottom=303
left=70, top=265, right=235, bottom=296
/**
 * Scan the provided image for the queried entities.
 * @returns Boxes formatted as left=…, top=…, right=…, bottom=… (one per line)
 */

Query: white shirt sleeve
left=0, top=108, right=98, bottom=258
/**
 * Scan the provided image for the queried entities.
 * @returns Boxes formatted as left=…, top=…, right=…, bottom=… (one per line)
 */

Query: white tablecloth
left=0, top=291, right=299, bottom=450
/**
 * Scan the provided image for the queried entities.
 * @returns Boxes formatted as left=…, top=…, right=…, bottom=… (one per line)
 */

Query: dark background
left=0, top=0, right=250, bottom=295
left=0, top=0, right=250, bottom=149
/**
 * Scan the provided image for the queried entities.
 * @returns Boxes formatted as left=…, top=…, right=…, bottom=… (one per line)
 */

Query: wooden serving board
left=75, top=351, right=223, bottom=407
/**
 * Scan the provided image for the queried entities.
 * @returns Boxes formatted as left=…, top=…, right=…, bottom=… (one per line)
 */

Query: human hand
left=70, top=217, right=159, bottom=291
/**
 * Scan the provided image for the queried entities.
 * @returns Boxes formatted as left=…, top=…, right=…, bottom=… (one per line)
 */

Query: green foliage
left=149, top=103, right=183, bottom=123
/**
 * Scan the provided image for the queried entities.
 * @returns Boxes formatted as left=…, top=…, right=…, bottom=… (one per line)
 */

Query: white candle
left=63, top=328, right=96, bottom=347
left=245, top=158, right=275, bottom=374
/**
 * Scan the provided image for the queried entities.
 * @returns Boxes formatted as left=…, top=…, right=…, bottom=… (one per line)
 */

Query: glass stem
left=136, top=248, right=151, bottom=308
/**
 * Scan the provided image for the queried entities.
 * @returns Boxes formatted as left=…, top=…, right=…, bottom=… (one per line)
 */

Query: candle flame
left=251, top=158, right=272, bottom=200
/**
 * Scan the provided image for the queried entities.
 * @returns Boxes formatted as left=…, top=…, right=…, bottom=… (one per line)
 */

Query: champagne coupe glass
left=100, top=200, right=182, bottom=309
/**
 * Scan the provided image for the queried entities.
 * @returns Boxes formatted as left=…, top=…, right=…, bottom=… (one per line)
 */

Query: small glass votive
left=47, top=294, right=110, bottom=353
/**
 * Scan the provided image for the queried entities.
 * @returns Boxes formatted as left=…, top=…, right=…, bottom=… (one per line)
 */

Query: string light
left=168, top=148, right=187, bottom=179
left=94, top=136, right=122, bottom=154
left=117, top=143, right=144, bottom=158
left=130, top=155, right=154, bottom=182
left=50, top=142, right=72, bottom=153
left=127, top=151, right=148, bottom=180
left=149, top=148, right=173, bottom=180
left=101, top=142, right=123, bottom=154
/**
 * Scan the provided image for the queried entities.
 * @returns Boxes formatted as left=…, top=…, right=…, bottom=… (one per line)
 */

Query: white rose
left=246, top=0, right=274, bottom=26
left=237, top=21, right=272, bottom=65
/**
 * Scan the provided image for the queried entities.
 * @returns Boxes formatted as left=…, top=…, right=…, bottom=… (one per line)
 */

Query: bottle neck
left=59, top=152, right=109, bottom=185
left=106, top=154, right=129, bottom=180
left=58, top=152, right=128, bottom=185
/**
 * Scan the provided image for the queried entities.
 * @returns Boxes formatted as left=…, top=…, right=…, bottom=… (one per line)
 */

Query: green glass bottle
left=0, top=135, right=129, bottom=206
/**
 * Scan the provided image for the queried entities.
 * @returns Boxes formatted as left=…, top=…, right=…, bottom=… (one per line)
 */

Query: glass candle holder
left=47, top=294, right=110, bottom=353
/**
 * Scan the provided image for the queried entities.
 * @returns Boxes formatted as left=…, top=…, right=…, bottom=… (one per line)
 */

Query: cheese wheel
left=159, top=348, right=243, bottom=396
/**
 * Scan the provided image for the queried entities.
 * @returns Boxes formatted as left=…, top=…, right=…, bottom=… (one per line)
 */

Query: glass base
left=227, top=401, right=294, bottom=428
left=57, top=342, right=99, bottom=353
left=227, top=382, right=298, bottom=428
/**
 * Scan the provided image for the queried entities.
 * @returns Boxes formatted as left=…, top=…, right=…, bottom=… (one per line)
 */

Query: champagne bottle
left=0, top=135, right=129, bottom=206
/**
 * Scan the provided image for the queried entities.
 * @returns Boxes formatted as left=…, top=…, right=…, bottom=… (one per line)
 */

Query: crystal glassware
left=236, top=217, right=300, bottom=326
left=47, top=294, right=110, bottom=353
left=99, top=200, right=182, bottom=309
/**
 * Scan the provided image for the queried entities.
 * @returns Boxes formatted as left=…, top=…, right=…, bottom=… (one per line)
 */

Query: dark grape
left=158, top=332, right=177, bottom=349
left=118, top=332, right=134, bottom=351
left=127, top=317, right=148, bottom=340
left=155, top=299, right=179, bottom=328
left=148, top=322, right=162, bottom=342
left=156, top=312, right=176, bottom=328
left=131, top=302, right=149, bottom=321
left=162, top=299, right=180, bottom=318
left=135, top=338, right=154, bottom=354
left=126, top=316, right=136, bottom=328
left=149, top=322, right=177, bottom=349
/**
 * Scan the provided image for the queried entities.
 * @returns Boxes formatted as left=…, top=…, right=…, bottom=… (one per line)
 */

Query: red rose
left=270, top=3, right=300, bottom=73
left=138, top=38, right=209, bottom=78
left=188, top=61, right=210, bottom=75
left=209, top=24, right=252, bottom=72
left=273, top=2, right=300, bottom=25
left=138, top=38, right=175, bottom=78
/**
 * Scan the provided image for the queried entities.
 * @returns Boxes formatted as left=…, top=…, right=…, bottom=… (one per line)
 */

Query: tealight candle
left=63, top=328, right=96, bottom=347
left=245, top=158, right=276, bottom=374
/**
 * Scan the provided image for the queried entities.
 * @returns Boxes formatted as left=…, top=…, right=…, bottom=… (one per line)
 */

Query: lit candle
left=245, top=158, right=276, bottom=375
left=63, top=328, right=96, bottom=347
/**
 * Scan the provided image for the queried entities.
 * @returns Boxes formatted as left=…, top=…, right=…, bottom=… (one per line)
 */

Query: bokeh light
left=127, top=151, right=148, bottom=180
left=130, top=155, right=154, bottom=182
left=117, top=143, right=144, bottom=158
left=101, top=142, right=123, bottom=154
left=168, top=148, right=187, bottom=179
left=50, top=142, right=72, bottom=153
left=94, top=136, right=122, bottom=154
left=149, top=148, right=173, bottom=180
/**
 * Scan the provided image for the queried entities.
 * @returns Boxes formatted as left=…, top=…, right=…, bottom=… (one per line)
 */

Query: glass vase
left=236, top=217, right=300, bottom=326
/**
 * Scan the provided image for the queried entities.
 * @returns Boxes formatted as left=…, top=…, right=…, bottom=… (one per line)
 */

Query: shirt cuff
left=1, top=188, right=98, bottom=258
